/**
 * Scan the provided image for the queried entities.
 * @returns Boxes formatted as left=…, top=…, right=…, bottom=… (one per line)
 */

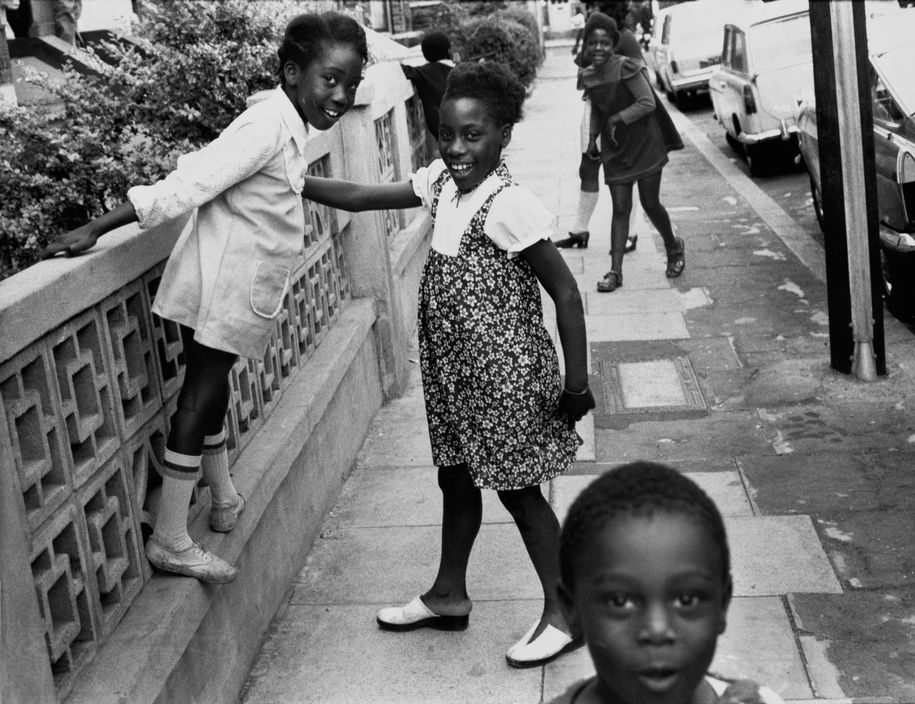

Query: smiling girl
left=40, top=12, right=368, bottom=583
left=302, top=61, right=595, bottom=667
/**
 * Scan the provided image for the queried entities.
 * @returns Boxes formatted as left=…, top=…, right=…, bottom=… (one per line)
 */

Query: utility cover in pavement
left=595, top=351, right=708, bottom=429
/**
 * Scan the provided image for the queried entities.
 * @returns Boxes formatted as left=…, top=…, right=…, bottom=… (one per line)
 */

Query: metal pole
left=829, top=2, right=877, bottom=380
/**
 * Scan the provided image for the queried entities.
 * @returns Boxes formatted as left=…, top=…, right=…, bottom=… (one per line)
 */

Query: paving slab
left=290, top=524, right=543, bottom=605
left=740, top=453, right=915, bottom=515
left=752, top=404, right=910, bottom=457
left=813, top=511, right=915, bottom=589
left=789, top=591, right=915, bottom=702
left=585, top=312, right=691, bottom=342
left=593, top=411, right=773, bottom=456
left=239, top=602, right=543, bottom=704
left=326, top=465, right=513, bottom=529
left=550, top=470, right=753, bottom=525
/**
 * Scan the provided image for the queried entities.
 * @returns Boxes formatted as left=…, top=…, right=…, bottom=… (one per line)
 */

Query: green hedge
left=0, top=0, right=299, bottom=280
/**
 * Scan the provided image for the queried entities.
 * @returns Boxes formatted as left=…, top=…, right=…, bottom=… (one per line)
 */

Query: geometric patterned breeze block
left=0, top=155, right=350, bottom=696
left=375, top=108, right=402, bottom=239
left=224, top=155, right=350, bottom=462
left=406, top=93, right=430, bottom=173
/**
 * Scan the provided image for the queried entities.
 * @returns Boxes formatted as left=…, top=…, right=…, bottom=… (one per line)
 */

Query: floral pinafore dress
left=418, top=163, right=582, bottom=490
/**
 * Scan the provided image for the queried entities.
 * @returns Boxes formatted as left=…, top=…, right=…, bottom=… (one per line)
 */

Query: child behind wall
left=401, top=30, right=454, bottom=156
left=551, top=462, right=786, bottom=704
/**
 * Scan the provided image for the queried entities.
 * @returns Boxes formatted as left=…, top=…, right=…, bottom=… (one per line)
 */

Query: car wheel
left=745, top=143, right=767, bottom=176
left=809, top=175, right=825, bottom=234
left=666, top=87, right=676, bottom=104
left=725, top=132, right=742, bottom=156
left=881, top=248, right=915, bottom=322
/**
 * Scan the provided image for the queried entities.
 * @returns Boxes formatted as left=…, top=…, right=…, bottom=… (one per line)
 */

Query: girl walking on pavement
left=39, top=12, right=368, bottom=584
left=580, top=13, right=685, bottom=293
left=557, top=0, right=644, bottom=255
left=302, top=61, right=596, bottom=668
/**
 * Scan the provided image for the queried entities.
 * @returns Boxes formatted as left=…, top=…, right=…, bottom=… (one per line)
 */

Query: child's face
left=283, top=42, right=363, bottom=131
left=562, top=511, right=731, bottom=704
left=586, top=28, right=615, bottom=66
left=438, top=97, right=511, bottom=192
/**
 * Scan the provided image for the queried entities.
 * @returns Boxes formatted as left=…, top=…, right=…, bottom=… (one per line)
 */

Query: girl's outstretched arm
left=39, top=202, right=138, bottom=259
left=302, top=176, right=421, bottom=212
left=520, top=239, right=595, bottom=422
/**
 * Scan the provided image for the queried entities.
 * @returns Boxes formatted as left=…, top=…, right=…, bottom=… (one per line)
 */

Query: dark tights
left=608, top=170, right=677, bottom=274
left=166, top=326, right=236, bottom=456
left=423, top=464, right=567, bottom=637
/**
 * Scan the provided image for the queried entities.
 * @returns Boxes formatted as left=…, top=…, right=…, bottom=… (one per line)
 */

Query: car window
left=748, top=13, right=811, bottom=72
left=731, top=28, right=748, bottom=73
left=721, top=27, right=733, bottom=67
left=661, top=14, right=672, bottom=44
left=871, top=67, right=906, bottom=125
left=871, top=44, right=915, bottom=118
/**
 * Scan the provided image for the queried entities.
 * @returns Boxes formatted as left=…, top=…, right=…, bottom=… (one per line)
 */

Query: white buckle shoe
left=376, top=596, right=470, bottom=632
left=506, top=622, right=582, bottom=668
left=146, top=538, right=238, bottom=584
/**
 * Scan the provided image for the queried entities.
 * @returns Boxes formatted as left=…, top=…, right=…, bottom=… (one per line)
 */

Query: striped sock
left=152, top=449, right=200, bottom=551
left=202, top=428, right=238, bottom=507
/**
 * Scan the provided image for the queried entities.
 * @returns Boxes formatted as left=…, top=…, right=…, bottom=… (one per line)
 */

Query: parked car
left=797, top=8, right=915, bottom=318
left=709, top=0, right=812, bottom=174
left=648, top=0, right=745, bottom=108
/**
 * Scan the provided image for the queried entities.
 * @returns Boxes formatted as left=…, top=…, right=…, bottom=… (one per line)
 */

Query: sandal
left=596, top=270, right=623, bottom=292
left=608, top=234, right=638, bottom=257
left=666, top=237, right=686, bottom=278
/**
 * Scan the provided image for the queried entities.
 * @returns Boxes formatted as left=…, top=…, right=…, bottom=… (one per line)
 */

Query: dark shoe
left=609, top=234, right=638, bottom=256
left=596, top=270, right=623, bottom=292
left=666, top=237, right=686, bottom=278
left=377, top=596, right=470, bottom=632
left=555, top=231, right=589, bottom=249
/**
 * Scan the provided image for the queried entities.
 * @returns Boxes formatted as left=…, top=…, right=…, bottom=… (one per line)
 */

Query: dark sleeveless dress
left=417, top=163, right=581, bottom=490
left=584, top=56, right=684, bottom=185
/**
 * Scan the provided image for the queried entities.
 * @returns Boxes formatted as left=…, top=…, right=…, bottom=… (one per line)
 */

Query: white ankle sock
left=152, top=449, right=200, bottom=551
left=572, top=190, right=599, bottom=233
left=202, top=428, right=238, bottom=507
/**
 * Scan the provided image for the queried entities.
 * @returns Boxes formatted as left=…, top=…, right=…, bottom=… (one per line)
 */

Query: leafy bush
left=0, top=0, right=302, bottom=280
left=0, top=0, right=543, bottom=281
left=458, top=15, right=541, bottom=87
left=426, top=3, right=541, bottom=81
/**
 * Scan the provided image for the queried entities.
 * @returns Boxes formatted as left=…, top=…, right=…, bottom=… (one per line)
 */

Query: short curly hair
left=559, top=462, right=731, bottom=590
left=277, top=12, right=368, bottom=86
left=421, top=30, right=452, bottom=62
left=442, top=61, right=525, bottom=127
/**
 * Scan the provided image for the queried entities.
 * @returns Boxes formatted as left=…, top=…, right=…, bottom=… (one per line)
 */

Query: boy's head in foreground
left=559, top=462, right=733, bottom=704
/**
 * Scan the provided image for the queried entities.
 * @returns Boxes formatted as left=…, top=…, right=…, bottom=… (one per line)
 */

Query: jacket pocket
left=249, top=261, right=289, bottom=318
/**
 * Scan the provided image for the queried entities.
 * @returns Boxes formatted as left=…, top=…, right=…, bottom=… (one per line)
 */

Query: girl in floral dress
left=302, top=61, right=595, bottom=668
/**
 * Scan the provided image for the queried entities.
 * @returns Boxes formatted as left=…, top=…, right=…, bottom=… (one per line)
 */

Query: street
left=679, top=95, right=824, bottom=250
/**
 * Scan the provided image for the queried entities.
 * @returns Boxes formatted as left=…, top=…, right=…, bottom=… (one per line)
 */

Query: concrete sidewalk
left=238, top=46, right=915, bottom=704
